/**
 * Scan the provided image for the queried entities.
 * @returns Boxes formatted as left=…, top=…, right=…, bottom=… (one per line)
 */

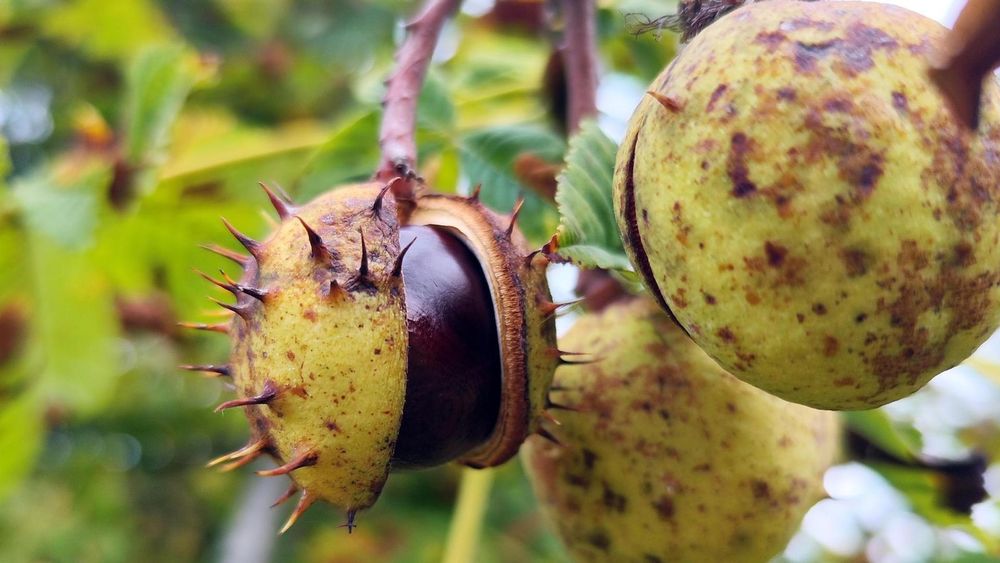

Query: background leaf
left=554, top=120, right=630, bottom=270
left=0, top=391, right=43, bottom=502
left=458, top=125, right=564, bottom=244
left=121, top=44, right=198, bottom=169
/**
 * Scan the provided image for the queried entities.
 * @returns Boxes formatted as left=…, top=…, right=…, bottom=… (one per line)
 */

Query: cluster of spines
left=180, top=180, right=591, bottom=532
left=180, top=182, right=393, bottom=534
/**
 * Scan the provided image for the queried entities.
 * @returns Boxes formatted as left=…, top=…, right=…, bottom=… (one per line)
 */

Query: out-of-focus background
left=2, top=0, right=999, bottom=562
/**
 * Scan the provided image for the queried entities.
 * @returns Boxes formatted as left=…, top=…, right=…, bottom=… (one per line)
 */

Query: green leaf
left=0, top=391, right=43, bottom=502
left=29, top=234, right=120, bottom=414
left=458, top=125, right=564, bottom=245
left=40, top=0, right=174, bottom=63
left=11, top=159, right=110, bottom=250
left=554, top=120, right=631, bottom=270
left=154, top=111, right=327, bottom=204
left=843, top=409, right=921, bottom=462
left=121, top=44, right=197, bottom=169
left=417, top=71, right=456, bottom=135
left=216, top=0, right=289, bottom=38
left=868, top=463, right=979, bottom=532
left=295, top=111, right=381, bottom=199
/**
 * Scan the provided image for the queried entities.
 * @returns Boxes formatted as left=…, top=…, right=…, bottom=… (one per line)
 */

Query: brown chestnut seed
left=392, top=225, right=502, bottom=469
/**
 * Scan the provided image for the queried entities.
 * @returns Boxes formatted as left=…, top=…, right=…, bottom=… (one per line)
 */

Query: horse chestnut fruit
left=189, top=182, right=559, bottom=531
left=614, top=0, right=1000, bottom=409
left=523, top=297, right=840, bottom=562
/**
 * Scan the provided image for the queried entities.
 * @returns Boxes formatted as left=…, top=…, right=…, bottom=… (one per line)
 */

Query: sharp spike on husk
left=327, top=279, right=344, bottom=298
left=559, top=355, right=603, bottom=367
left=271, top=483, right=299, bottom=508
left=221, top=218, right=261, bottom=258
left=505, top=195, right=525, bottom=238
left=257, top=450, right=318, bottom=477
left=296, top=217, right=333, bottom=263
left=539, top=298, right=583, bottom=318
left=179, top=363, right=231, bottom=377
left=524, top=248, right=550, bottom=269
left=206, top=438, right=268, bottom=468
left=200, top=244, right=249, bottom=266
left=196, top=269, right=238, bottom=296
left=542, top=233, right=559, bottom=256
left=468, top=184, right=482, bottom=202
left=545, top=347, right=591, bottom=359
left=178, top=321, right=230, bottom=334
left=358, top=231, right=369, bottom=278
left=390, top=238, right=416, bottom=278
left=541, top=411, right=562, bottom=426
left=546, top=398, right=580, bottom=412
left=209, top=297, right=253, bottom=321
left=199, top=269, right=268, bottom=303
left=647, top=90, right=683, bottom=112
left=341, top=510, right=358, bottom=534
left=219, top=451, right=263, bottom=472
left=238, top=285, right=268, bottom=303
left=214, top=381, right=279, bottom=413
left=370, top=178, right=398, bottom=218
left=260, top=182, right=293, bottom=220
left=279, top=490, right=316, bottom=535
left=537, top=427, right=564, bottom=447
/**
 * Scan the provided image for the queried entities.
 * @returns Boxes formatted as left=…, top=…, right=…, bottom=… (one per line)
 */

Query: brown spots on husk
left=840, top=248, right=870, bottom=277
left=653, top=496, right=675, bottom=520
left=764, top=242, right=788, bottom=267
left=792, top=22, right=899, bottom=76
left=804, top=110, right=885, bottom=201
left=707, top=84, right=729, bottom=113
left=923, top=118, right=1000, bottom=233
left=728, top=133, right=758, bottom=197
left=744, top=243, right=807, bottom=288
left=755, top=30, right=787, bottom=51
left=750, top=479, right=771, bottom=500
left=868, top=239, right=1000, bottom=395
left=823, top=336, right=840, bottom=357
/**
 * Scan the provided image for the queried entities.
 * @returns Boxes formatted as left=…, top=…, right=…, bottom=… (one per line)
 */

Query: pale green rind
left=614, top=1, right=1000, bottom=409
left=231, top=183, right=407, bottom=510
left=523, top=297, right=840, bottom=563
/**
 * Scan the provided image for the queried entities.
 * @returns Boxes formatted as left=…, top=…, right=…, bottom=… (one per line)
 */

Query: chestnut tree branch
left=376, top=0, right=462, bottom=204
left=560, top=0, right=599, bottom=133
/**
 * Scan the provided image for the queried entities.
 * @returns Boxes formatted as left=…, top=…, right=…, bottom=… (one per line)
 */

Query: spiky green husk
left=229, top=183, right=408, bottom=513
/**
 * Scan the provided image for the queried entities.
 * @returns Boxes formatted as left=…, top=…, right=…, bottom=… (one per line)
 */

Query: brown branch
left=376, top=0, right=462, bottom=211
left=560, top=0, right=599, bottom=133
left=929, top=0, right=1000, bottom=130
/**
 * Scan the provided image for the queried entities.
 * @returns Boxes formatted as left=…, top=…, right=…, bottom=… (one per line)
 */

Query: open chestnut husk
left=186, top=181, right=560, bottom=531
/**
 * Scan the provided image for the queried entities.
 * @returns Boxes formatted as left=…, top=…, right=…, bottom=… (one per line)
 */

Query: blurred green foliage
left=1, top=0, right=999, bottom=561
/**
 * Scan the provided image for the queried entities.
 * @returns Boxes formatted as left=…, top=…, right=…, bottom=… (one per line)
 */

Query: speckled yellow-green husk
left=210, top=181, right=560, bottom=529
left=231, top=183, right=408, bottom=512
left=522, top=297, right=840, bottom=563
left=614, top=0, right=1000, bottom=410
